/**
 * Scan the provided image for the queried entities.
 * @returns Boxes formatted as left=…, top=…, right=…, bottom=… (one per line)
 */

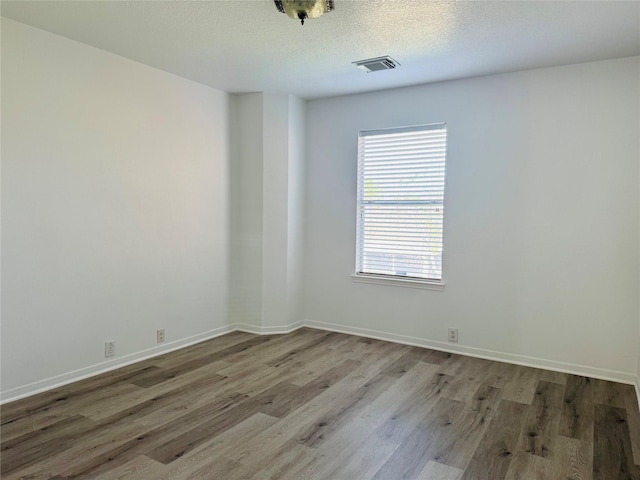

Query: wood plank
left=281, top=344, right=364, bottom=387
left=1, top=381, right=142, bottom=425
left=285, top=361, right=442, bottom=480
left=146, top=382, right=300, bottom=464
left=504, top=452, right=553, bottom=480
left=321, top=434, right=398, bottom=480
left=375, top=370, right=451, bottom=445
left=416, top=461, right=465, bottom=480
left=219, top=361, right=404, bottom=479
left=486, top=361, right=518, bottom=390
left=150, top=331, right=255, bottom=369
left=0, top=411, right=72, bottom=444
left=0, top=415, right=97, bottom=475
left=160, top=335, right=274, bottom=377
left=147, top=359, right=357, bottom=465
left=552, top=436, right=592, bottom=480
left=260, top=359, right=360, bottom=417
left=296, top=373, right=397, bottom=448
left=517, top=380, right=564, bottom=459
left=559, top=375, right=595, bottom=440
left=461, top=400, right=528, bottom=480
left=98, top=455, right=166, bottom=480
left=379, top=351, right=421, bottom=378
left=592, top=378, right=631, bottom=409
left=539, top=369, right=568, bottom=385
left=428, top=382, right=502, bottom=470
left=348, top=336, right=412, bottom=363
left=265, top=332, right=345, bottom=368
left=51, top=390, right=253, bottom=478
left=440, top=356, right=495, bottom=403
left=2, top=418, right=147, bottom=480
left=501, top=366, right=542, bottom=405
left=98, top=373, right=233, bottom=431
left=78, top=368, right=227, bottom=421
left=325, top=331, right=366, bottom=352
left=623, top=386, right=640, bottom=466
left=372, top=397, right=467, bottom=480
left=220, top=328, right=328, bottom=366
left=0, top=370, right=144, bottom=423
left=409, top=347, right=456, bottom=365
left=214, top=345, right=358, bottom=399
left=593, top=404, right=639, bottom=480
left=159, top=413, right=280, bottom=480
left=240, top=439, right=317, bottom=479
left=128, top=366, right=178, bottom=388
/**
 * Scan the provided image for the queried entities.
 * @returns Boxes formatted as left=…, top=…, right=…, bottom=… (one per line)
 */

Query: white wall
left=287, top=96, right=306, bottom=326
left=229, top=93, right=264, bottom=329
left=304, top=57, right=640, bottom=382
left=229, top=93, right=306, bottom=332
left=1, top=19, right=232, bottom=400
left=262, top=94, right=293, bottom=329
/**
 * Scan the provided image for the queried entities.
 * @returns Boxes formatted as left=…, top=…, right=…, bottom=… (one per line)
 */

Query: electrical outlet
left=157, top=329, right=165, bottom=343
left=448, top=328, right=458, bottom=343
left=105, top=341, right=115, bottom=358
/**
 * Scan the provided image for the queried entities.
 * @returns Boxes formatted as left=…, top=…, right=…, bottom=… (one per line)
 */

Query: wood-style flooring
left=1, top=328, right=639, bottom=479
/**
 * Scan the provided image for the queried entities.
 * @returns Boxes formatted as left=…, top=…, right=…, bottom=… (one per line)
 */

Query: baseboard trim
left=2, top=319, right=635, bottom=404
left=0, top=324, right=236, bottom=404
left=234, top=321, right=303, bottom=335
left=304, top=319, right=637, bottom=386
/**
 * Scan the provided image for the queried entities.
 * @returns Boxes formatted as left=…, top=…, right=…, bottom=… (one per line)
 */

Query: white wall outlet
left=157, top=329, right=165, bottom=343
left=448, top=328, right=458, bottom=343
left=105, top=340, right=115, bottom=358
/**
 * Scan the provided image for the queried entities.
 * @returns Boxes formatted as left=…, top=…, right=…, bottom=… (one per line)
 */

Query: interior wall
left=229, top=93, right=306, bottom=332
left=262, top=94, right=292, bottom=329
left=229, top=93, right=264, bottom=329
left=303, top=57, right=640, bottom=382
left=286, top=95, right=307, bottom=325
left=261, top=93, right=308, bottom=329
left=1, top=19, right=232, bottom=400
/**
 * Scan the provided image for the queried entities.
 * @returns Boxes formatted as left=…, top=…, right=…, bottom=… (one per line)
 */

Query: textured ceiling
left=2, top=1, right=639, bottom=99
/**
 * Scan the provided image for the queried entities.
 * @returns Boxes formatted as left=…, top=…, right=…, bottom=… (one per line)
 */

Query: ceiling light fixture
left=274, top=0, right=334, bottom=25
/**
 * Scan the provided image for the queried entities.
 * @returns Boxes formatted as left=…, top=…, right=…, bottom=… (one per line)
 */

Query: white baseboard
left=235, top=321, right=303, bottom=335
left=0, top=324, right=236, bottom=404
left=2, top=318, right=636, bottom=404
left=304, top=319, right=637, bottom=386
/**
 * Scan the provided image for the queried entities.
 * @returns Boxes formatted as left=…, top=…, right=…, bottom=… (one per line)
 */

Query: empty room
left=1, top=1, right=639, bottom=479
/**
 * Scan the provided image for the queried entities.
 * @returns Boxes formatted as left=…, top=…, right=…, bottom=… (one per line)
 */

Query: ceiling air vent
left=352, top=56, right=400, bottom=73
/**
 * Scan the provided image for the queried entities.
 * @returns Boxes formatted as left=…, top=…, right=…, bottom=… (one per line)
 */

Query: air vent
left=352, top=56, right=400, bottom=73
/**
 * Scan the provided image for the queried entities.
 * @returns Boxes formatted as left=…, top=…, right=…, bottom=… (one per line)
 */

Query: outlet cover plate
left=448, top=328, right=458, bottom=343
left=105, top=341, right=115, bottom=358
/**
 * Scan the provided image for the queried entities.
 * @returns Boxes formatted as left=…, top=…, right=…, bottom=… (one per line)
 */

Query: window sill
left=351, top=273, right=445, bottom=291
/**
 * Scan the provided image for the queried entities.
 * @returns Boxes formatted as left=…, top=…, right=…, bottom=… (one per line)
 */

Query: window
left=355, top=123, right=447, bottom=285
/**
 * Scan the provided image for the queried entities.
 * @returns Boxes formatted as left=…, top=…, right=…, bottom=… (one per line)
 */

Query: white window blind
left=356, top=123, right=447, bottom=281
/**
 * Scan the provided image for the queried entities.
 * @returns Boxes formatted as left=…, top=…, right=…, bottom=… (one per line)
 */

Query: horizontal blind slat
left=357, top=123, right=446, bottom=280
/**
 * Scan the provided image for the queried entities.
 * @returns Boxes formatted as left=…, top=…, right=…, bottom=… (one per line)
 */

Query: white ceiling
left=2, top=1, right=639, bottom=100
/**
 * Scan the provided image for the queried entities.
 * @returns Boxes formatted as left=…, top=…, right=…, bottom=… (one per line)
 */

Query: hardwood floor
left=1, top=328, right=639, bottom=479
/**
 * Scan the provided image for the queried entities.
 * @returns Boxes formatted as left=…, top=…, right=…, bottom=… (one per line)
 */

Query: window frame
left=352, top=122, right=448, bottom=290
